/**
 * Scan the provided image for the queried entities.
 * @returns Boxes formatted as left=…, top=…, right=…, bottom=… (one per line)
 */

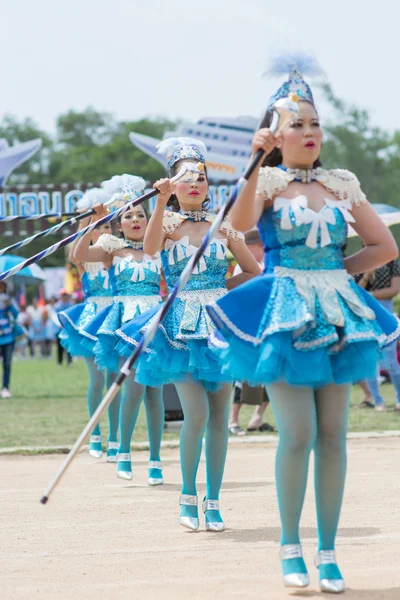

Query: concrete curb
left=1, top=429, right=400, bottom=456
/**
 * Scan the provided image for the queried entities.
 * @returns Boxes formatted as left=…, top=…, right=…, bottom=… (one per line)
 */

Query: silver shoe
left=106, top=442, right=119, bottom=463
left=202, top=498, right=225, bottom=532
left=280, top=544, right=310, bottom=588
left=178, top=494, right=199, bottom=531
left=148, top=461, right=164, bottom=486
left=315, top=550, right=345, bottom=594
left=116, top=453, right=132, bottom=480
left=88, top=435, right=102, bottom=459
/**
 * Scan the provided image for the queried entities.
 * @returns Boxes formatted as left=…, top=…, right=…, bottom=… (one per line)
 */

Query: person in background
left=53, top=289, right=73, bottom=366
left=26, top=298, right=48, bottom=358
left=355, top=258, right=400, bottom=412
left=0, top=281, right=20, bottom=398
left=44, top=297, right=61, bottom=354
left=230, top=229, right=275, bottom=435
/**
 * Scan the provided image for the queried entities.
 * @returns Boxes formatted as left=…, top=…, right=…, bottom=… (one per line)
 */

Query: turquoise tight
left=118, top=374, right=164, bottom=461
left=176, top=380, right=231, bottom=522
left=85, top=357, right=120, bottom=442
left=266, top=382, right=350, bottom=577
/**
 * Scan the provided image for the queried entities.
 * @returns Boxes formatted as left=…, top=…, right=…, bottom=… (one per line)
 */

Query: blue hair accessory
left=157, top=137, right=207, bottom=170
left=265, top=52, right=323, bottom=110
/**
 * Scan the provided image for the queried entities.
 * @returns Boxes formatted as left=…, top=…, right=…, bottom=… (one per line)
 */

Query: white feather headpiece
left=101, top=174, right=146, bottom=208
left=157, top=137, right=207, bottom=170
left=76, top=188, right=109, bottom=210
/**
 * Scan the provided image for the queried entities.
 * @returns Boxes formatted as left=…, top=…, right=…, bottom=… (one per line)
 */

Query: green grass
left=1, top=357, right=400, bottom=451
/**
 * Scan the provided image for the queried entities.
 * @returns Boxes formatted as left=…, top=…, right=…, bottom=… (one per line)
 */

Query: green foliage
left=320, top=83, right=400, bottom=207
left=0, top=109, right=178, bottom=186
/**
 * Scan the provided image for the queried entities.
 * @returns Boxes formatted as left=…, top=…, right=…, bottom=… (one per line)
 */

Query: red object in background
left=38, top=284, right=46, bottom=307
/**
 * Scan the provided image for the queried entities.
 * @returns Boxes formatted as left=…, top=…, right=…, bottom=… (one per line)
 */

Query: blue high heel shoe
left=116, top=453, right=132, bottom=480
left=280, top=544, right=309, bottom=588
left=88, top=435, right=102, bottom=459
left=106, top=442, right=119, bottom=463
left=202, top=498, right=225, bottom=532
left=178, top=494, right=199, bottom=531
left=315, top=550, right=345, bottom=594
left=148, top=461, right=163, bottom=486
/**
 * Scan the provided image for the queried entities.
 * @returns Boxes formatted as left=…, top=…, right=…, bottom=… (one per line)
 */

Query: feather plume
left=76, top=188, right=108, bottom=210
left=265, top=52, right=324, bottom=78
left=157, top=137, right=207, bottom=158
left=101, top=174, right=146, bottom=198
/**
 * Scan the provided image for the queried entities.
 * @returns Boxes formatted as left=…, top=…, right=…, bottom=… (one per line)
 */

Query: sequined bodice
left=162, top=236, right=228, bottom=291
left=81, top=262, right=111, bottom=298
left=259, top=196, right=351, bottom=273
left=109, top=254, right=161, bottom=297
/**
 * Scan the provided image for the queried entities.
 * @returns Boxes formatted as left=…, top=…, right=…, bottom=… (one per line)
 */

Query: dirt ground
left=1, top=438, right=400, bottom=600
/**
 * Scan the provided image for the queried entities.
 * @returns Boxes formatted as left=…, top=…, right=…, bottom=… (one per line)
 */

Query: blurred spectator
left=26, top=298, right=49, bottom=358
left=0, top=281, right=20, bottom=398
left=53, top=289, right=73, bottom=366
left=44, top=297, right=60, bottom=352
left=15, top=303, right=31, bottom=359
left=355, top=258, right=400, bottom=412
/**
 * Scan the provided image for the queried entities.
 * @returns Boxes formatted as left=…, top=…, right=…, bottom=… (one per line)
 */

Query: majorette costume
left=205, top=55, right=400, bottom=592
left=205, top=69, right=400, bottom=389
left=80, top=177, right=163, bottom=373
left=58, top=188, right=113, bottom=358
left=114, top=139, right=244, bottom=392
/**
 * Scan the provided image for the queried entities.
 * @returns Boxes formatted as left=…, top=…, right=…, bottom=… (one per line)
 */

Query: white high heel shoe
left=202, top=498, right=225, bottom=532
left=280, top=544, right=310, bottom=588
left=315, top=550, right=345, bottom=594
left=116, top=453, right=132, bottom=480
left=88, top=435, right=102, bottom=459
left=148, top=461, right=164, bottom=486
left=178, top=494, right=199, bottom=531
left=106, top=442, right=119, bottom=463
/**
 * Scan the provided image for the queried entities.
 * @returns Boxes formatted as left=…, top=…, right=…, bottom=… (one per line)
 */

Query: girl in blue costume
left=74, top=176, right=165, bottom=486
left=59, top=187, right=121, bottom=461
left=206, top=59, right=400, bottom=593
left=115, top=138, right=260, bottom=532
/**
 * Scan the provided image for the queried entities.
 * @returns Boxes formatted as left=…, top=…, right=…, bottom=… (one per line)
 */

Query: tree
left=320, top=83, right=400, bottom=207
left=48, top=113, right=177, bottom=184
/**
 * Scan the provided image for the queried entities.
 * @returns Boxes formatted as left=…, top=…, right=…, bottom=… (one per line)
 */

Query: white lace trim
left=293, top=332, right=339, bottom=350
left=256, top=167, right=367, bottom=207
left=86, top=296, right=113, bottom=310
left=177, top=287, right=226, bottom=300
left=112, top=295, right=162, bottom=323
left=115, top=329, right=154, bottom=354
left=162, top=211, right=243, bottom=241
left=384, top=322, right=400, bottom=346
left=95, top=234, right=126, bottom=253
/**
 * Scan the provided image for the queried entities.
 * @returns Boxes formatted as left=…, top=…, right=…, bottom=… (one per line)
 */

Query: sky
left=1, top=0, right=399, bottom=135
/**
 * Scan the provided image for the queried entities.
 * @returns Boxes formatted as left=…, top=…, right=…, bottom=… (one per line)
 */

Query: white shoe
left=148, top=461, right=164, bottom=486
left=1, top=388, right=12, bottom=399
left=375, top=404, right=387, bottom=412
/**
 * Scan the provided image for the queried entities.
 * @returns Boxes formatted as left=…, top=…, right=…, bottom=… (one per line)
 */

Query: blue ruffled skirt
left=58, top=297, right=112, bottom=358
left=206, top=268, right=400, bottom=388
left=115, top=288, right=230, bottom=391
left=83, top=295, right=162, bottom=372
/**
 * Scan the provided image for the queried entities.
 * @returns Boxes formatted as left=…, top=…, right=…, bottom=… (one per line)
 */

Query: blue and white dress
left=58, top=261, right=112, bottom=358
left=115, top=212, right=243, bottom=391
left=206, top=167, right=400, bottom=388
left=81, top=234, right=163, bottom=372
